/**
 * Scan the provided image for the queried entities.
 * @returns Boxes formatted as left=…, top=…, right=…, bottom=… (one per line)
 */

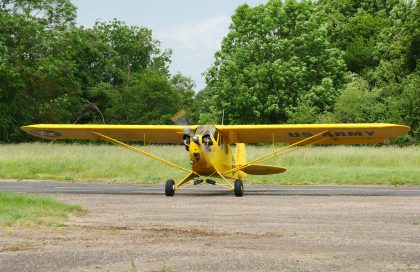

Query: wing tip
left=390, top=124, right=411, bottom=135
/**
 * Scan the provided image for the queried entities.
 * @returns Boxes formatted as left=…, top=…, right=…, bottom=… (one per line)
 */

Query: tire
left=234, top=179, right=244, bottom=197
left=165, top=179, right=175, bottom=196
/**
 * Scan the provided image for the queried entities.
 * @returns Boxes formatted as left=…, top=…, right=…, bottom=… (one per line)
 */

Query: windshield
left=195, top=125, right=217, bottom=137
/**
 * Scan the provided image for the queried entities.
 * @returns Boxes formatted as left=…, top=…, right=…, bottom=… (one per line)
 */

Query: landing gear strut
left=165, top=179, right=175, bottom=196
left=165, top=175, right=243, bottom=197
left=234, top=179, right=244, bottom=197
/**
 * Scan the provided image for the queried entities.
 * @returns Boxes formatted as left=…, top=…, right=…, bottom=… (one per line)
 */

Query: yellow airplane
left=21, top=122, right=410, bottom=197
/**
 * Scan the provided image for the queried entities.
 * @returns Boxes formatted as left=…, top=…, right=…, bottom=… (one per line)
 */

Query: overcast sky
left=70, top=0, right=268, bottom=90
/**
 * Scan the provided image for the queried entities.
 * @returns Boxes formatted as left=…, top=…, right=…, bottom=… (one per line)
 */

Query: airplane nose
left=192, top=136, right=200, bottom=145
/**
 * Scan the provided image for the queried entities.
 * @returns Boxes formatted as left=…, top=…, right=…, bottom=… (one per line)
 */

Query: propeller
left=171, top=110, right=195, bottom=151
left=171, top=109, right=194, bottom=137
left=171, top=110, right=213, bottom=164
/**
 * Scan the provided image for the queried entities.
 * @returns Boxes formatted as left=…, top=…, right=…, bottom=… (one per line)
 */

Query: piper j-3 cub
left=22, top=121, right=410, bottom=197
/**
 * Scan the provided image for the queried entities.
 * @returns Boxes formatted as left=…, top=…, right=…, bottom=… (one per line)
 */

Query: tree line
left=0, top=0, right=195, bottom=142
left=0, top=0, right=418, bottom=143
left=203, top=0, right=419, bottom=143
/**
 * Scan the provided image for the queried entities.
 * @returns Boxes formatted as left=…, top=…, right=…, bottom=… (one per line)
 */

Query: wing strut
left=223, top=130, right=330, bottom=176
left=91, top=131, right=193, bottom=174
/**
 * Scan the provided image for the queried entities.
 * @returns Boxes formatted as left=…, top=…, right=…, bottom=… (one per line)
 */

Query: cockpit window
left=195, top=126, right=217, bottom=138
left=202, top=134, right=212, bottom=145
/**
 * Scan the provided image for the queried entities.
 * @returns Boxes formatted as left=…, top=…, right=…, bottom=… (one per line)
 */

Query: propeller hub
left=192, top=136, right=200, bottom=145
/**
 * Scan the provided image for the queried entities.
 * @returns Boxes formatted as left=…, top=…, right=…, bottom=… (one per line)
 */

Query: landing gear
left=165, top=175, right=243, bottom=197
left=165, top=179, right=175, bottom=196
left=234, top=179, right=244, bottom=197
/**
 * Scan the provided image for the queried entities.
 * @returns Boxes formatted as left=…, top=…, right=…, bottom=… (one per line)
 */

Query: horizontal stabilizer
left=241, top=164, right=286, bottom=175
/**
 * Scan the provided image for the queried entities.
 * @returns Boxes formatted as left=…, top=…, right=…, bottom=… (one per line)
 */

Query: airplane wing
left=216, top=123, right=410, bottom=145
left=22, top=123, right=410, bottom=145
left=21, top=124, right=198, bottom=144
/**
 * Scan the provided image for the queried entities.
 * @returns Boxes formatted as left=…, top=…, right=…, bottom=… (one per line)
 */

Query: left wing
left=21, top=124, right=197, bottom=144
left=216, top=123, right=410, bottom=145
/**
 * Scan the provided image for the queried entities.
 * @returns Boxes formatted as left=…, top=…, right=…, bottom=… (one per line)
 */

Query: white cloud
left=155, top=15, right=231, bottom=90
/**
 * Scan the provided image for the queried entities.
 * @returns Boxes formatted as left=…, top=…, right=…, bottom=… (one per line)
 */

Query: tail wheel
left=165, top=179, right=175, bottom=196
left=234, top=179, right=244, bottom=197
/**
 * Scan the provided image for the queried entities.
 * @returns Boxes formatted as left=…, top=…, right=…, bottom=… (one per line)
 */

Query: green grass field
left=0, top=143, right=419, bottom=185
left=0, top=192, right=82, bottom=226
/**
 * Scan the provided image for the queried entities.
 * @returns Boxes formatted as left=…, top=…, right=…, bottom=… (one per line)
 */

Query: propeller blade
left=171, top=110, right=194, bottom=137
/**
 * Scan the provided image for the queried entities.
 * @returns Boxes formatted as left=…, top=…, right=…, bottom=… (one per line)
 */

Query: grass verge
left=0, top=143, right=419, bottom=185
left=0, top=192, right=82, bottom=226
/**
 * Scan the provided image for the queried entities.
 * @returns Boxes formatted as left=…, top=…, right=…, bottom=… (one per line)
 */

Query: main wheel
left=165, top=179, right=175, bottom=196
left=234, top=179, right=244, bottom=197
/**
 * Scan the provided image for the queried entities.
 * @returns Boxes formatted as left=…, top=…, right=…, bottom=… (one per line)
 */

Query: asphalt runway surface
left=1, top=180, right=420, bottom=271
left=1, top=180, right=420, bottom=196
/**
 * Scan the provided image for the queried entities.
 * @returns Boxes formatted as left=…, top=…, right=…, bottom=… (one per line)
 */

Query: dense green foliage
left=0, top=0, right=418, bottom=143
left=204, top=0, right=348, bottom=124
left=317, top=0, right=420, bottom=141
left=0, top=0, right=195, bottom=142
left=203, top=0, right=419, bottom=142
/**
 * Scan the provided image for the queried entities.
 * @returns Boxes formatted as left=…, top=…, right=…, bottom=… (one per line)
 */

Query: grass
left=0, top=192, right=82, bottom=226
left=0, top=142, right=419, bottom=185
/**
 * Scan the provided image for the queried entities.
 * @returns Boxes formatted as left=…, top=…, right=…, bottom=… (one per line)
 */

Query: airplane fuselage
left=186, top=125, right=241, bottom=179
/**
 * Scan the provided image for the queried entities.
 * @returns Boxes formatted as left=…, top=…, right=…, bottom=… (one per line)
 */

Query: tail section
left=234, top=144, right=247, bottom=179
left=234, top=143, right=287, bottom=176
left=234, top=143, right=247, bottom=166
left=241, top=164, right=286, bottom=175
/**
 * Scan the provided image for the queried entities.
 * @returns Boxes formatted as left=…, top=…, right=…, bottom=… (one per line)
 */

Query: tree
left=318, top=0, right=415, bottom=73
left=0, top=3, right=184, bottom=142
left=170, top=73, right=196, bottom=120
left=0, top=0, right=79, bottom=142
left=318, top=0, right=419, bottom=142
left=69, top=20, right=171, bottom=89
left=325, top=72, right=419, bottom=143
left=329, top=77, right=387, bottom=123
left=66, top=20, right=174, bottom=124
left=1, top=0, right=77, bottom=30
left=103, top=70, right=182, bottom=124
left=204, top=0, right=348, bottom=125
left=398, top=72, right=420, bottom=141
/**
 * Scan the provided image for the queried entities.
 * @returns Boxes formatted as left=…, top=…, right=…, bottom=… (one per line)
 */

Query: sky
left=70, top=0, right=268, bottom=90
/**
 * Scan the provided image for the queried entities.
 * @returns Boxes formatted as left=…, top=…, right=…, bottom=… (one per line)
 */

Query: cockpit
left=183, top=125, right=218, bottom=151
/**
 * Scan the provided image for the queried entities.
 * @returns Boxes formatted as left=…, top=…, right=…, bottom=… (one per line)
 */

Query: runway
left=2, top=180, right=420, bottom=271
left=1, top=180, right=419, bottom=196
